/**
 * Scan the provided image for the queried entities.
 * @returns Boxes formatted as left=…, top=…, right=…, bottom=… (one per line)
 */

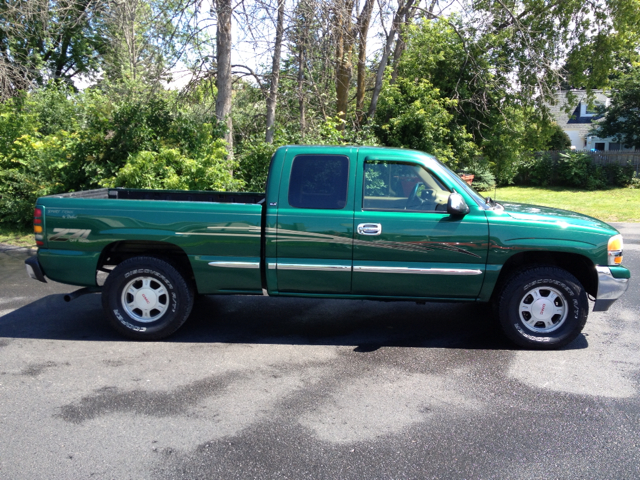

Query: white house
left=549, top=90, right=637, bottom=151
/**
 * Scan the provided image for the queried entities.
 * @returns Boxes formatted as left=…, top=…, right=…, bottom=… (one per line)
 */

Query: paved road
left=1, top=224, right=639, bottom=479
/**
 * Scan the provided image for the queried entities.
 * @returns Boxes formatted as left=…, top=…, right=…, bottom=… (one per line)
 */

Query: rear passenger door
left=275, top=148, right=356, bottom=294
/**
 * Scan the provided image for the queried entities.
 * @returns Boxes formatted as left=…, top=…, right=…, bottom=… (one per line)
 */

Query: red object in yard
left=459, top=174, right=475, bottom=186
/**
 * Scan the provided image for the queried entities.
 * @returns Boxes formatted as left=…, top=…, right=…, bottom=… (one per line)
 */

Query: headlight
left=608, top=234, right=624, bottom=266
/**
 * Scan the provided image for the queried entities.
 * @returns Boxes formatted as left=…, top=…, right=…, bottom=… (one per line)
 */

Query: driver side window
left=363, top=160, right=449, bottom=212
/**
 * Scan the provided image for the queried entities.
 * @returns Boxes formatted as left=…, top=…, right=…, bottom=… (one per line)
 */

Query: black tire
left=101, top=256, right=194, bottom=340
left=497, top=266, right=588, bottom=349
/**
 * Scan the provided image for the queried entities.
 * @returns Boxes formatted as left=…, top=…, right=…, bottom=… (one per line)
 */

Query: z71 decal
left=49, top=228, right=91, bottom=242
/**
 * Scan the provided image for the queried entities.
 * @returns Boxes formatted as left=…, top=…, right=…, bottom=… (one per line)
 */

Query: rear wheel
left=102, top=256, right=194, bottom=340
left=497, top=266, right=588, bottom=349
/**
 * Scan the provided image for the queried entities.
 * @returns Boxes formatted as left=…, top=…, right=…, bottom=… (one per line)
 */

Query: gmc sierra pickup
left=25, top=145, right=630, bottom=348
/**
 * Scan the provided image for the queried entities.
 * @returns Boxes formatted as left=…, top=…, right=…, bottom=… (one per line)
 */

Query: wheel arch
left=493, top=251, right=597, bottom=301
left=97, top=240, right=197, bottom=292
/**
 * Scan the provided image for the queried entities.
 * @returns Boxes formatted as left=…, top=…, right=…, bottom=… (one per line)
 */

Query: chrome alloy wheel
left=121, top=276, right=169, bottom=323
left=518, top=286, right=568, bottom=333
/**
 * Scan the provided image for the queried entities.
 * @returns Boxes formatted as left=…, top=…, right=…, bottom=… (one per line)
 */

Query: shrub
left=556, top=151, right=606, bottom=190
left=235, top=138, right=277, bottom=192
left=604, top=163, right=635, bottom=187
left=463, top=160, right=496, bottom=192
left=547, top=124, right=572, bottom=151
left=106, top=144, right=243, bottom=192
left=0, top=133, right=77, bottom=227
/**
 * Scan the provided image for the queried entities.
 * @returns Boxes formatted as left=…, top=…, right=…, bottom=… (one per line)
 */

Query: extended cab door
left=274, top=147, right=356, bottom=294
left=352, top=150, right=489, bottom=299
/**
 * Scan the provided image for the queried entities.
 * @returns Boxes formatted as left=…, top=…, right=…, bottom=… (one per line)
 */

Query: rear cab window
left=288, top=155, right=349, bottom=209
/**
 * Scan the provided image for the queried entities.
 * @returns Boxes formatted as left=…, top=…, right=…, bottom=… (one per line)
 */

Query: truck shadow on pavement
left=0, top=293, right=589, bottom=351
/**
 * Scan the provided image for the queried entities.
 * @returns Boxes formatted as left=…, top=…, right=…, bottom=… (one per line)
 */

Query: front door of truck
left=352, top=155, right=488, bottom=298
left=275, top=148, right=356, bottom=294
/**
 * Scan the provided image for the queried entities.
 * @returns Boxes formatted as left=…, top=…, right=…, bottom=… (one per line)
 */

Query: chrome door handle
left=357, top=223, right=382, bottom=235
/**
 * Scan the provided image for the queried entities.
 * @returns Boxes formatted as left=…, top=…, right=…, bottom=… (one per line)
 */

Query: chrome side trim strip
left=208, top=261, right=260, bottom=269
left=353, top=266, right=483, bottom=275
left=176, top=232, right=260, bottom=237
left=267, top=262, right=277, bottom=270
left=276, top=263, right=351, bottom=271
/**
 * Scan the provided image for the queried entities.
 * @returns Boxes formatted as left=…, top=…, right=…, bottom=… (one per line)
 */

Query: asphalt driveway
left=0, top=224, right=638, bottom=479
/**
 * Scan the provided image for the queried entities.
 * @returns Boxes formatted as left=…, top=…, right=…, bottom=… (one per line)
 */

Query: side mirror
left=447, top=192, right=470, bottom=215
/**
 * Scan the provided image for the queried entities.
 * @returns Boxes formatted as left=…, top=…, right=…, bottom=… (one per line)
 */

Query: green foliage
left=556, top=152, right=606, bottom=190
left=517, top=154, right=555, bottom=187
left=604, top=163, right=635, bottom=187
left=515, top=152, right=636, bottom=190
left=0, top=82, right=234, bottom=227
left=235, top=139, right=277, bottom=193
left=0, top=132, right=78, bottom=227
left=594, top=67, right=640, bottom=149
left=374, top=76, right=478, bottom=168
left=463, top=160, right=496, bottom=192
left=547, top=124, right=572, bottom=151
left=304, top=116, right=379, bottom=146
left=106, top=144, right=242, bottom=192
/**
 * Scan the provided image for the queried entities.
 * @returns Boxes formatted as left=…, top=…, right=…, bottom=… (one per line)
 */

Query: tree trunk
left=298, top=44, right=307, bottom=137
left=367, top=0, right=415, bottom=121
left=335, top=0, right=355, bottom=129
left=215, top=0, right=233, bottom=153
left=265, top=0, right=285, bottom=143
left=355, top=0, right=374, bottom=127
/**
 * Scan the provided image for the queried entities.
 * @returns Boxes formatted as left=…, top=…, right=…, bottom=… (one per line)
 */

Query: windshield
left=436, top=161, right=488, bottom=208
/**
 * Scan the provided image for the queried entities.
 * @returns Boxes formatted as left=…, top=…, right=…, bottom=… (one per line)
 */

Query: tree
left=265, top=0, right=285, bottom=143
left=215, top=0, right=234, bottom=152
left=354, top=0, right=374, bottom=126
left=0, top=0, right=108, bottom=100
left=367, top=0, right=417, bottom=121
left=594, top=68, right=640, bottom=149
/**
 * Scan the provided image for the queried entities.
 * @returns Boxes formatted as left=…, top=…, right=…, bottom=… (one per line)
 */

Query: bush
left=463, top=160, right=496, bottom=192
left=235, top=138, right=277, bottom=192
left=556, top=151, right=606, bottom=190
left=106, top=144, right=242, bottom=192
left=547, top=124, right=572, bottom=151
left=604, top=163, right=635, bottom=187
left=517, top=153, right=555, bottom=186
left=0, top=82, right=236, bottom=227
left=0, top=133, right=77, bottom=227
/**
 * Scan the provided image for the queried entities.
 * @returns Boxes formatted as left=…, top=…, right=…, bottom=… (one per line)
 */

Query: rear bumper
left=593, top=266, right=630, bottom=312
left=25, top=256, right=47, bottom=283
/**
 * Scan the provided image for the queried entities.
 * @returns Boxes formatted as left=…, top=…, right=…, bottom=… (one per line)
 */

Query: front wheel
left=497, top=266, right=588, bottom=349
left=102, top=256, right=194, bottom=340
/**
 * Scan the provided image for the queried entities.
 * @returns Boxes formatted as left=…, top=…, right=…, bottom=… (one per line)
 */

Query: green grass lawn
left=0, top=225, right=35, bottom=247
left=494, top=186, right=640, bottom=223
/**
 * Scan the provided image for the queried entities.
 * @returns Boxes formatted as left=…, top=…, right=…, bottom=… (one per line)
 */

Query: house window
left=609, top=143, right=621, bottom=151
left=594, top=143, right=605, bottom=151
left=581, top=101, right=605, bottom=117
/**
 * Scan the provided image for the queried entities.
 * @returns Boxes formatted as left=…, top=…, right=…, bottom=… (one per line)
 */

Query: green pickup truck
left=25, top=145, right=630, bottom=349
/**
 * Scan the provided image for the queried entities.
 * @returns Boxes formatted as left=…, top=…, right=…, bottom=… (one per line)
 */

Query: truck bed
left=47, top=188, right=266, bottom=204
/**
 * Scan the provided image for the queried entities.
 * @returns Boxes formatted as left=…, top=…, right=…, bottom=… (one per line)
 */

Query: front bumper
left=593, top=266, right=629, bottom=312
